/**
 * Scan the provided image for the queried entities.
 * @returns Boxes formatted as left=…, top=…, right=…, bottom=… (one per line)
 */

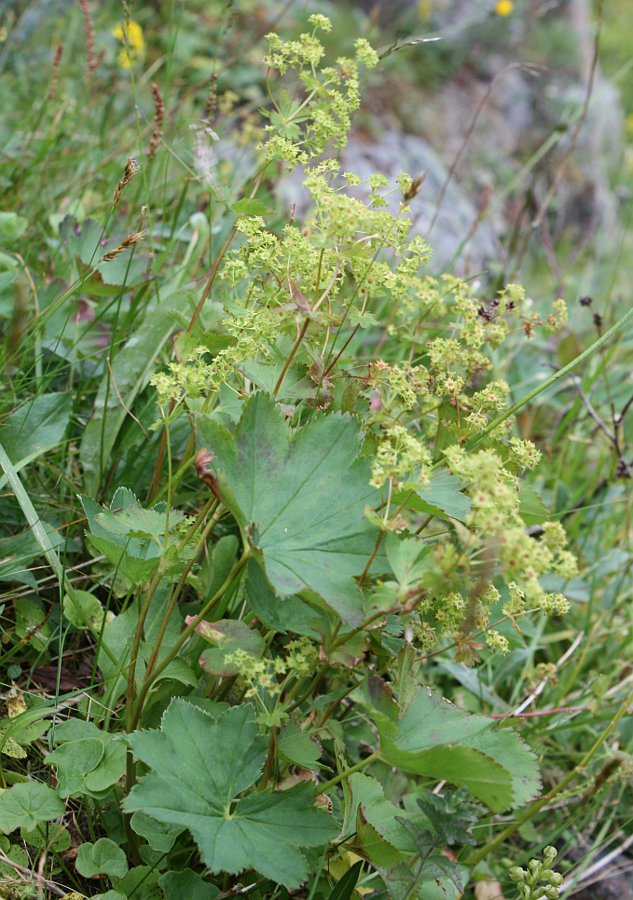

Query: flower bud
left=543, top=846, right=558, bottom=866
left=508, top=866, right=526, bottom=882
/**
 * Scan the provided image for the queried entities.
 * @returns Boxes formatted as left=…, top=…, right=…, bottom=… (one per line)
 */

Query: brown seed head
left=113, top=157, right=140, bottom=205
left=148, top=83, right=165, bottom=159
left=101, top=229, right=145, bottom=262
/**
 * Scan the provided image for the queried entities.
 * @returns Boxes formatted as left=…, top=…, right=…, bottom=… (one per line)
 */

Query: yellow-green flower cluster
left=151, top=346, right=213, bottom=406
left=150, top=305, right=282, bottom=406
left=509, top=437, right=542, bottom=470
left=486, top=630, right=510, bottom=654
left=224, top=638, right=318, bottom=701
left=546, top=298, right=569, bottom=333
left=371, top=424, right=432, bottom=489
left=441, top=445, right=577, bottom=608
left=261, top=17, right=378, bottom=165
left=368, top=360, right=431, bottom=411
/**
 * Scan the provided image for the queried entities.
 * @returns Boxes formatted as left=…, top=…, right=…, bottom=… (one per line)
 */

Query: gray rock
left=276, top=130, right=501, bottom=276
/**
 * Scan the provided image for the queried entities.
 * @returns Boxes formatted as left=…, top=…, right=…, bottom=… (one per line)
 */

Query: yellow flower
left=495, top=0, right=514, bottom=15
left=112, top=19, right=145, bottom=70
left=418, top=0, right=432, bottom=21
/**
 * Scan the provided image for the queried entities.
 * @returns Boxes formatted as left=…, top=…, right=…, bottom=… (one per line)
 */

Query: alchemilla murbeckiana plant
left=8, top=10, right=632, bottom=900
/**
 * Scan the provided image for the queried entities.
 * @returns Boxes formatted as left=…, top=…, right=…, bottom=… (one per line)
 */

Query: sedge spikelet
left=47, top=43, right=64, bottom=100
left=112, top=157, right=140, bottom=205
left=147, top=82, right=164, bottom=159
left=78, top=0, right=97, bottom=75
left=101, top=230, right=145, bottom=262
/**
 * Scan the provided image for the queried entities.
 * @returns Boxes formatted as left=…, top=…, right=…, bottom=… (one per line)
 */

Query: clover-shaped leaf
left=76, top=838, right=129, bottom=879
left=45, top=720, right=126, bottom=798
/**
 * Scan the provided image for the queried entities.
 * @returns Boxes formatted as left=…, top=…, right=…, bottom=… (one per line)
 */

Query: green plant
left=509, top=846, right=564, bottom=899
left=0, top=5, right=631, bottom=900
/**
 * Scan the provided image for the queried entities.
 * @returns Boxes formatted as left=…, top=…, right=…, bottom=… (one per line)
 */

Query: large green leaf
left=381, top=742, right=514, bottom=812
left=200, top=393, right=381, bottom=625
left=124, top=700, right=337, bottom=888
left=79, top=295, right=185, bottom=494
left=358, top=682, right=540, bottom=812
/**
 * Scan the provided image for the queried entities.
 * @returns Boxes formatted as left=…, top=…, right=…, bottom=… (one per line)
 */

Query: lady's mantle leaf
left=0, top=782, right=63, bottom=833
left=200, top=393, right=381, bottom=625
left=124, top=700, right=337, bottom=888
left=357, top=682, right=541, bottom=812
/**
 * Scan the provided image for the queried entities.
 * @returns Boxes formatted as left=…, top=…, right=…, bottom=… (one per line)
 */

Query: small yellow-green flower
left=495, top=0, right=514, bottom=15
left=112, top=19, right=145, bottom=70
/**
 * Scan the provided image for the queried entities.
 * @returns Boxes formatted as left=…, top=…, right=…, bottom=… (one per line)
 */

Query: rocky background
left=330, top=0, right=625, bottom=280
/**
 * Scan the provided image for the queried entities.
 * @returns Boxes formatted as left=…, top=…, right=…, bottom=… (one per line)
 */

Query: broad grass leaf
left=326, top=860, right=363, bottom=900
left=79, top=291, right=196, bottom=495
left=0, top=523, right=63, bottom=589
left=0, top=782, right=63, bottom=833
left=124, top=700, right=337, bottom=888
left=0, top=392, right=71, bottom=481
left=200, top=393, right=382, bottom=626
